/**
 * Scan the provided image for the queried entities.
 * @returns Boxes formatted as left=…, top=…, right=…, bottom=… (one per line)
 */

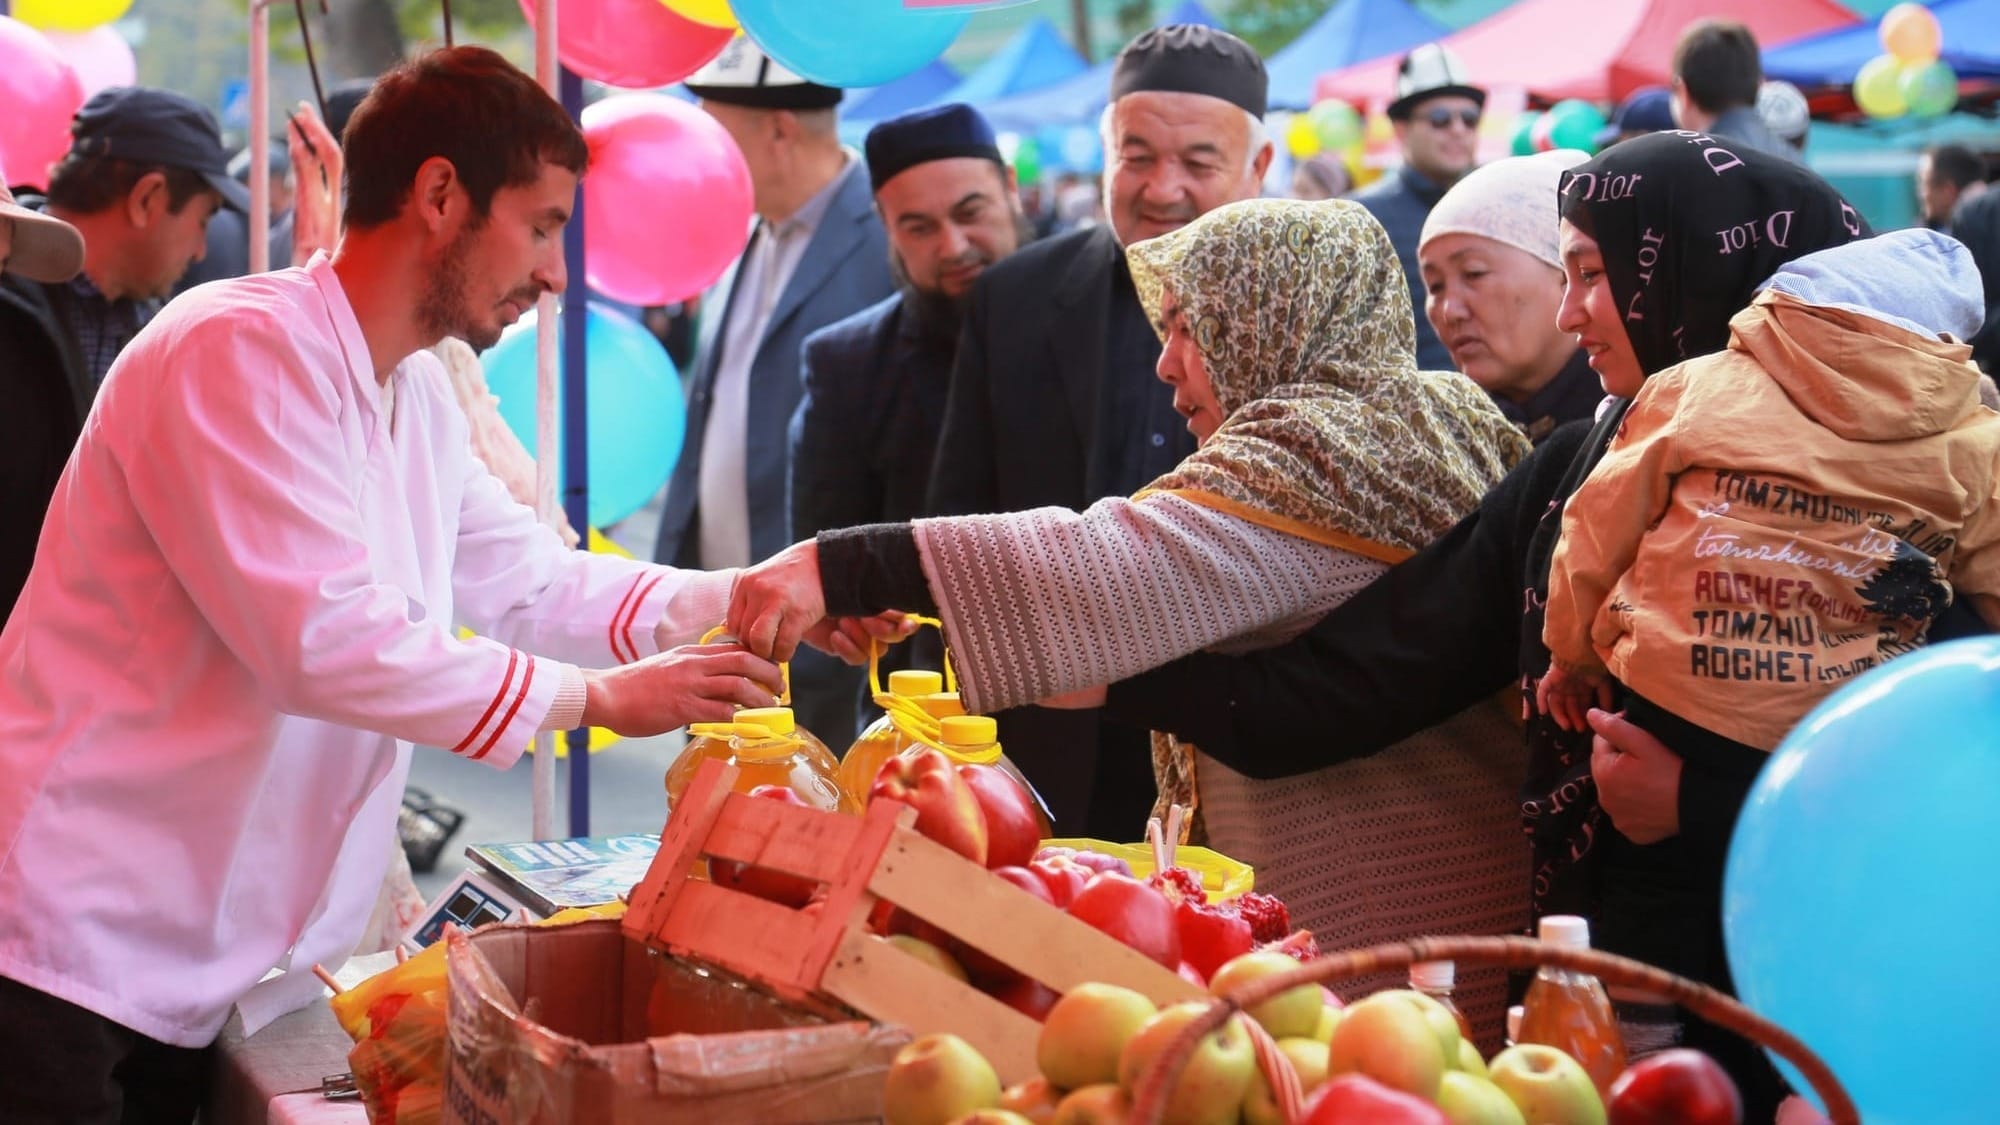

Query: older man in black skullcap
left=923, top=25, right=1273, bottom=837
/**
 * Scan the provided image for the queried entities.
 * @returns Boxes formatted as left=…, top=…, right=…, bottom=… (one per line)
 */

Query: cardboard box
left=442, top=918, right=907, bottom=1124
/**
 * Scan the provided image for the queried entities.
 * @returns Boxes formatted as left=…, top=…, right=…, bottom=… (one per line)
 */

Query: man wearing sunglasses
left=1353, top=42, right=1485, bottom=371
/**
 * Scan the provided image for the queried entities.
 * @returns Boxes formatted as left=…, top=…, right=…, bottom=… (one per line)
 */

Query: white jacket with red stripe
left=0, top=255, right=731, bottom=1046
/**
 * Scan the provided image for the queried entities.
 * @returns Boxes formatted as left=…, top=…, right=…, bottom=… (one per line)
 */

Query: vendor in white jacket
left=0, top=47, right=797, bottom=1122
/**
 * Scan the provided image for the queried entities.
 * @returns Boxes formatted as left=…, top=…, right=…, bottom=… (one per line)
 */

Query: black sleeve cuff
left=818, top=524, right=938, bottom=617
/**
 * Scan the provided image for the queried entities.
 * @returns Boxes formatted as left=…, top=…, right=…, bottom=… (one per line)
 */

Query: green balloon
left=1511, top=111, right=1543, bottom=156
left=1854, top=54, right=1908, bottom=118
left=1013, top=137, right=1042, bottom=184
left=1545, top=99, right=1607, bottom=153
left=1308, top=100, right=1363, bottom=153
left=1900, top=60, right=1958, bottom=117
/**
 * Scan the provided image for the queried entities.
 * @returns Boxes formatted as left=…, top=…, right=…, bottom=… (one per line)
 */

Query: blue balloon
left=1724, top=638, right=2000, bottom=1123
left=732, top=0, right=969, bottom=89
left=479, top=304, right=684, bottom=528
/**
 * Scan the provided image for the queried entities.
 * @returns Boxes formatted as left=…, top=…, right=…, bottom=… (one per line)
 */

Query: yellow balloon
left=662, top=0, right=738, bottom=30
left=1284, top=114, right=1321, bottom=159
left=16, top=0, right=132, bottom=33
left=1854, top=54, right=1909, bottom=119
left=1879, top=2, right=1941, bottom=65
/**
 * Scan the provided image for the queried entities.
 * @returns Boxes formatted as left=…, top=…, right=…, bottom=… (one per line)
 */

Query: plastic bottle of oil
left=1518, top=915, right=1628, bottom=1098
left=838, top=669, right=945, bottom=808
left=664, top=706, right=852, bottom=814
left=1410, top=960, right=1475, bottom=1043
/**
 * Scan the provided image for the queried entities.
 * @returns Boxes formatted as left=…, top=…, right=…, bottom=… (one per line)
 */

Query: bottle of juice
left=1518, top=915, right=1628, bottom=1098
left=664, top=706, right=853, bottom=814
left=838, top=670, right=946, bottom=808
left=1409, top=960, right=1475, bottom=1043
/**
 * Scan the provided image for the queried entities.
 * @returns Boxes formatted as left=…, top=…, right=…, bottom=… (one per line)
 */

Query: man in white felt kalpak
left=0, top=47, right=809, bottom=1122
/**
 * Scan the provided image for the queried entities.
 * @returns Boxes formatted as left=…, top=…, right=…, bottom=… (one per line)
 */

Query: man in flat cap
left=923, top=24, right=1273, bottom=837
left=1353, top=42, right=1484, bottom=371
left=0, top=86, right=245, bottom=626
left=789, top=104, right=1031, bottom=730
left=655, top=38, right=893, bottom=740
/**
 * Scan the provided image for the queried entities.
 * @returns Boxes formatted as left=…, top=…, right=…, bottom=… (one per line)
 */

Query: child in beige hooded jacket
left=1540, top=228, right=2000, bottom=753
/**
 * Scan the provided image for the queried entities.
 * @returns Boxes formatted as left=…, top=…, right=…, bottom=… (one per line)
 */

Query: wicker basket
left=1127, top=934, right=1856, bottom=1125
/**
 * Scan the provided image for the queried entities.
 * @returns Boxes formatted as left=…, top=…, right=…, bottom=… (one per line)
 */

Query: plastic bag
left=1041, top=836, right=1256, bottom=901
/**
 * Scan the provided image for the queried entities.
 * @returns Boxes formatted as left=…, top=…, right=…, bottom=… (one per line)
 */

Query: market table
left=207, top=951, right=401, bottom=1125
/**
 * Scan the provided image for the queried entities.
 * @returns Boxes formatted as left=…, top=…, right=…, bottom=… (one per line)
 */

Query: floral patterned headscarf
left=1127, top=198, right=1529, bottom=562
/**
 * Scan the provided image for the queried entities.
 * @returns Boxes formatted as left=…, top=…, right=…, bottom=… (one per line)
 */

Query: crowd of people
left=0, top=15, right=1996, bottom=1123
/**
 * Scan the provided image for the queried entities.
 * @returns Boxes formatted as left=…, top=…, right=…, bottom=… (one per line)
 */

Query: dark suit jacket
left=0, top=274, right=92, bottom=624
left=789, top=292, right=953, bottom=539
left=922, top=223, right=1169, bottom=837
left=654, top=160, right=894, bottom=569
left=925, top=224, right=1130, bottom=518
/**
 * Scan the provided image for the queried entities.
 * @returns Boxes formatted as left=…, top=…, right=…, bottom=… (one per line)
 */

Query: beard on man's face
left=416, top=216, right=542, bottom=353
left=889, top=209, right=1035, bottom=346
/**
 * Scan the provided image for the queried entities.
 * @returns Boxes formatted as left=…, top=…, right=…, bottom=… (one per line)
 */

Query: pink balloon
left=581, top=93, right=753, bottom=306
left=517, top=0, right=734, bottom=89
left=44, top=26, right=135, bottom=98
left=0, top=18, right=85, bottom=189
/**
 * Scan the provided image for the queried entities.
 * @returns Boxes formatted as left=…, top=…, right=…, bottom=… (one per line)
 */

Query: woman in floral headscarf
left=729, top=198, right=1536, bottom=1031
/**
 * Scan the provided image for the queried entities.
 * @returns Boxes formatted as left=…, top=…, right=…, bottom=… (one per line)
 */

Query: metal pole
left=559, top=67, right=592, bottom=838
left=249, top=1, right=271, bottom=273
left=530, top=0, right=559, bottom=842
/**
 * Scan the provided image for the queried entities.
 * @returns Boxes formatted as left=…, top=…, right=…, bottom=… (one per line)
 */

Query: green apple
left=998, top=1076, right=1062, bottom=1123
left=1208, top=950, right=1321, bottom=1039
left=1312, top=1004, right=1342, bottom=1044
left=947, top=1114, right=1036, bottom=1125
left=885, top=1033, right=1002, bottom=1125
left=1038, top=983, right=1158, bottom=1091
left=1049, top=1083, right=1132, bottom=1125
left=1377, top=989, right=1462, bottom=1068
left=1487, top=1044, right=1606, bottom=1125
left=1115, top=1002, right=1257, bottom=1125
left=1326, top=991, right=1448, bottom=1100
left=1240, top=1036, right=1331, bottom=1125
left=1456, top=1038, right=1489, bottom=1078
left=887, top=934, right=970, bottom=983
left=1436, top=1070, right=1528, bottom=1125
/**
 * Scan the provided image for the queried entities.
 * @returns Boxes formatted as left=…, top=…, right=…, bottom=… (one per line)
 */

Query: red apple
left=708, top=786, right=819, bottom=907
left=956, top=867, right=1055, bottom=984
left=1175, top=899, right=1256, bottom=982
left=959, top=763, right=1042, bottom=870
left=1028, top=853, right=1093, bottom=908
left=1302, top=1074, right=1450, bottom=1124
left=1067, top=873, right=1181, bottom=968
left=1607, top=1049, right=1743, bottom=1125
left=872, top=747, right=989, bottom=866
left=990, top=975, right=1060, bottom=1020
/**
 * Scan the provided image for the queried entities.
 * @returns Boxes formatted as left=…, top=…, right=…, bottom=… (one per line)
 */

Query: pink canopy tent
left=1313, top=0, right=1860, bottom=105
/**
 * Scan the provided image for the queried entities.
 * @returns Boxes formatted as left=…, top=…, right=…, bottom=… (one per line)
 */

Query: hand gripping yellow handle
left=700, top=624, right=791, bottom=706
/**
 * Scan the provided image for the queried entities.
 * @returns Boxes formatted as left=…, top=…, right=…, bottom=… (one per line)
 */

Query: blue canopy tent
left=977, top=0, right=1222, bottom=134
left=1265, top=0, right=1450, bottom=109
left=1764, top=0, right=2000, bottom=86
left=944, top=17, right=1088, bottom=104
left=844, top=59, right=965, bottom=124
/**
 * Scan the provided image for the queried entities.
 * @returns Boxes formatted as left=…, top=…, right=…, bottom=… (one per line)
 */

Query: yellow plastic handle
left=886, top=703, right=1003, bottom=766
left=699, top=624, right=791, bottom=706
left=866, top=613, right=958, bottom=700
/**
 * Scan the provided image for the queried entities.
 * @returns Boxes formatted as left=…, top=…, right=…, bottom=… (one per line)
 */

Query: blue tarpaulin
left=1764, top=0, right=2000, bottom=86
left=977, top=0, right=1223, bottom=133
left=945, top=17, right=1088, bottom=105
left=845, top=59, right=965, bottom=124
left=1265, top=0, right=1450, bottom=109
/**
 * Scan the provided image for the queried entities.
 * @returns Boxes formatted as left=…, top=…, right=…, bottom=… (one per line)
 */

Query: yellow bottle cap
left=733, top=707, right=796, bottom=736
left=886, top=669, right=944, bottom=697
left=939, top=715, right=997, bottom=747
left=915, top=691, right=967, bottom=719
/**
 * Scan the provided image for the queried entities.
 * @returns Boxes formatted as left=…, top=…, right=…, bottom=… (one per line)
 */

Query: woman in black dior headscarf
left=1086, top=132, right=1875, bottom=1114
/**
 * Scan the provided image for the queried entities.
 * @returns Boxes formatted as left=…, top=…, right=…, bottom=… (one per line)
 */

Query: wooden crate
left=623, top=758, right=1202, bottom=1083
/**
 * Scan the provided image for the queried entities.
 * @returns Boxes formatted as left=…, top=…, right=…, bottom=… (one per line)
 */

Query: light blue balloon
left=479, top=304, right=684, bottom=529
left=1724, top=638, right=2000, bottom=1123
left=732, top=0, right=969, bottom=89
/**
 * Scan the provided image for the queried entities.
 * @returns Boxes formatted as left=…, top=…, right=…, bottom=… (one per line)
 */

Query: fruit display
left=876, top=947, right=1750, bottom=1125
